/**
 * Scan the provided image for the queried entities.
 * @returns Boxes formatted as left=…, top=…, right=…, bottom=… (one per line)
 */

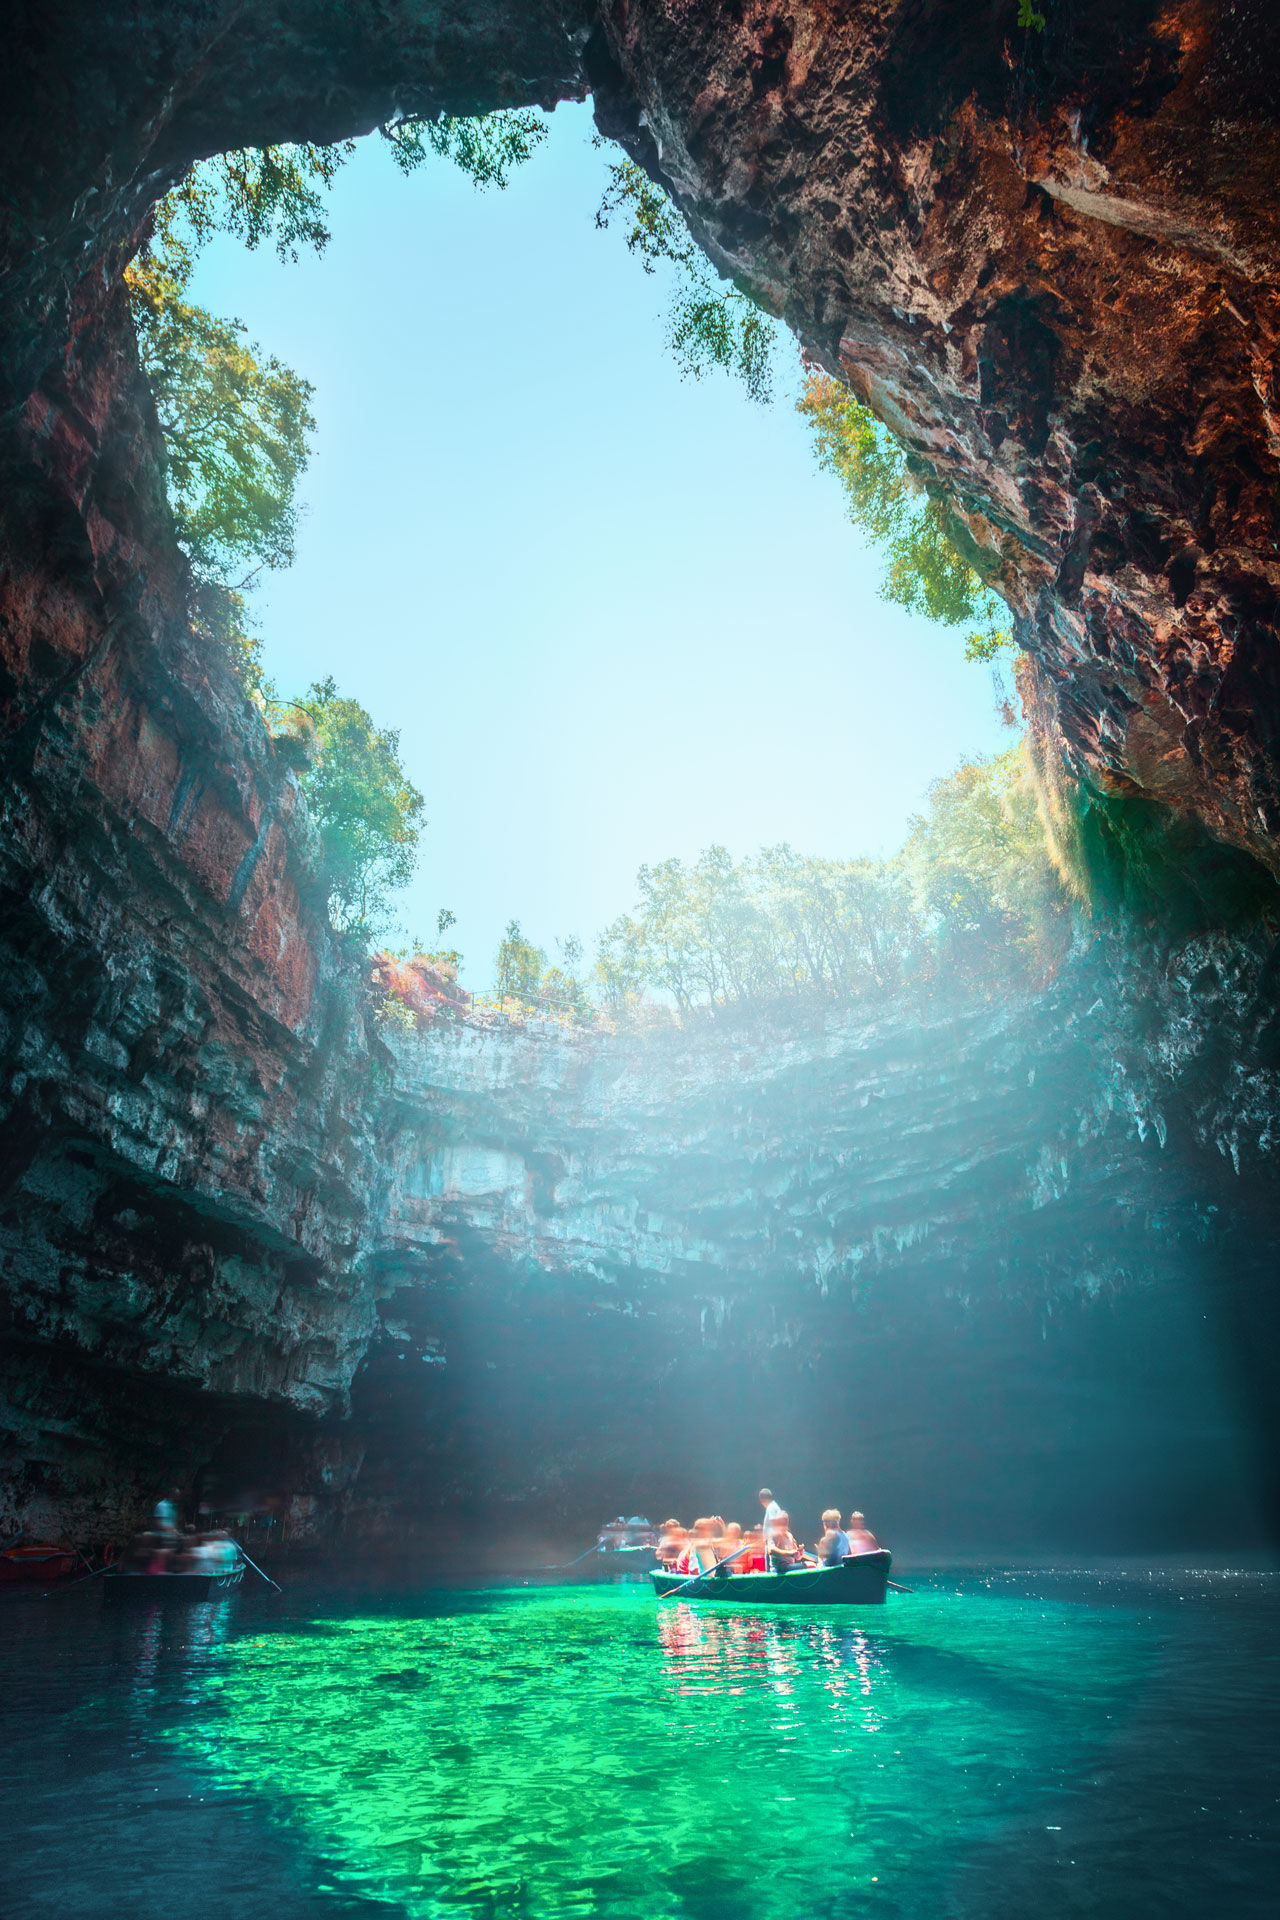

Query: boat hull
left=651, top=1550, right=891, bottom=1606
left=103, top=1567, right=244, bottom=1601
left=0, top=1546, right=78, bottom=1583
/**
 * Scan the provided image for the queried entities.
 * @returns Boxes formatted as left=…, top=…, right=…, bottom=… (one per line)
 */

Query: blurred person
left=685, top=1518, right=720, bottom=1575
left=817, top=1509, right=851, bottom=1565
left=656, top=1520, right=686, bottom=1568
left=204, top=1530, right=240, bottom=1572
left=741, top=1526, right=768, bottom=1572
left=758, top=1487, right=784, bottom=1550
left=846, top=1511, right=880, bottom=1553
left=768, top=1512, right=802, bottom=1571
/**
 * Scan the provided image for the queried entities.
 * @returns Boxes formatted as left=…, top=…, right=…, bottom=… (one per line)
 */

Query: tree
left=291, top=678, right=425, bottom=937
left=127, top=116, right=549, bottom=691
left=595, top=758, right=1070, bottom=1021
left=899, top=746, right=1069, bottom=977
left=797, top=371, right=1011, bottom=661
left=594, top=152, right=777, bottom=402
left=130, top=254, right=315, bottom=580
left=494, top=921, right=547, bottom=1004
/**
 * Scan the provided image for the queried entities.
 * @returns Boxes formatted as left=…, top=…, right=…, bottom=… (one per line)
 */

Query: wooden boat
left=0, top=1542, right=78, bottom=1583
left=103, top=1564, right=245, bottom=1601
left=651, top=1550, right=892, bottom=1606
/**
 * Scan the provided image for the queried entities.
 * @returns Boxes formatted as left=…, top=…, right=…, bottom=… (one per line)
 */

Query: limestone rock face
left=0, top=1, right=1279, bottom=1542
left=0, top=291, right=383, bottom=1535
left=348, top=936, right=1279, bottom=1547
left=3, top=1, right=1280, bottom=865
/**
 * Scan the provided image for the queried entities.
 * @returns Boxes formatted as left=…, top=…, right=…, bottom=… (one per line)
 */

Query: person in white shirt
left=758, top=1487, right=784, bottom=1550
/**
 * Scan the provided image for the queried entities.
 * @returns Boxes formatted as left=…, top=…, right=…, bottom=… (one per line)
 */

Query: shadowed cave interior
left=1, top=0, right=1280, bottom=1563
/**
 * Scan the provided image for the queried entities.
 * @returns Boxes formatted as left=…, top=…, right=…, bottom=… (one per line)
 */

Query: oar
left=537, top=1542, right=606, bottom=1571
left=887, top=1580, right=914, bottom=1594
left=656, top=1541, right=752, bottom=1599
left=236, top=1545, right=282, bottom=1592
left=49, top=1557, right=114, bottom=1591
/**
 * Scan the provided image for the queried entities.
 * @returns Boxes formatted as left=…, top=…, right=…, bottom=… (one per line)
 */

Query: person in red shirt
left=733, top=1526, right=762, bottom=1572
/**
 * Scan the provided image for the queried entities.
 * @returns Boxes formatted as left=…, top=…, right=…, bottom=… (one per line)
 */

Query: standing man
left=758, top=1487, right=784, bottom=1553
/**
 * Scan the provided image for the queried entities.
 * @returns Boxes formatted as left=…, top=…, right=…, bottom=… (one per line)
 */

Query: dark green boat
left=651, top=1550, right=891, bottom=1606
left=103, top=1564, right=245, bottom=1601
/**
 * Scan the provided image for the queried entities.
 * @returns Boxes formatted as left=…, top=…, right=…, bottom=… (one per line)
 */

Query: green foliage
left=130, top=253, right=315, bottom=580
left=188, top=576, right=269, bottom=702
left=798, top=371, right=1011, bottom=660
left=129, top=118, right=547, bottom=692
left=164, top=143, right=355, bottom=269
left=1017, top=0, right=1047, bottom=30
left=490, top=923, right=594, bottom=1022
left=899, top=747, right=1070, bottom=975
left=381, top=110, right=547, bottom=188
left=598, top=748, right=1070, bottom=1018
left=595, top=153, right=777, bottom=403
left=285, top=678, right=425, bottom=938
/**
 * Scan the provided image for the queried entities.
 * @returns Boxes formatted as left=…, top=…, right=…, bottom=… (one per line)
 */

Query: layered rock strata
left=3, top=1, right=1280, bottom=868
left=0, top=1, right=1279, bottom=1543
left=0, top=298, right=382, bottom=1538
left=336, top=934, right=1279, bottom=1550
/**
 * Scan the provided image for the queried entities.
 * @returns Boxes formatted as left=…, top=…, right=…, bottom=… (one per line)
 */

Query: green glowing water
left=169, top=1583, right=1154, bottom=1918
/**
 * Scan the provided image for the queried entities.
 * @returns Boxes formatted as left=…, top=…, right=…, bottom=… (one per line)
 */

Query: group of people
left=120, top=1498, right=241, bottom=1576
left=655, top=1488, right=880, bottom=1578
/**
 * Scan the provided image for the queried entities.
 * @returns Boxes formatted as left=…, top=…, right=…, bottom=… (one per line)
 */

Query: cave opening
left=2, top=7, right=1280, bottom=1911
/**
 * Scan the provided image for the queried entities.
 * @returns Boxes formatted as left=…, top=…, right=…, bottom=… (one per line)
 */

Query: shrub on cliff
left=370, top=949, right=471, bottom=1036
left=594, top=152, right=778, bottom=403
left=797, top=371, right=1011, bottom=662
left=479, top=924, right=596, bottom=1025
left=286, top=679, right=425, bottom=939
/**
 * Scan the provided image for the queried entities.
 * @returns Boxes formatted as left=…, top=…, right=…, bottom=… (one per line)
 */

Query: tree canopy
left=287, top=679, right=425, bottom=938
left=127, top=114, right=549, bottom=690
left=596, top=746, right=1068, bottom=1020
left=797, top=371, right=1012, bottom=661
left=594, top=153, right=777, bottom=403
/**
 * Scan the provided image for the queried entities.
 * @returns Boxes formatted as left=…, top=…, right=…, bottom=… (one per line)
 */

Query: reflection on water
left=1, top=1570, right=1277, bottom=1919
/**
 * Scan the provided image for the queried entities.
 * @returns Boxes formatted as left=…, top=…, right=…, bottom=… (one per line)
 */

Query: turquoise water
left=2, top=1568, right=1277, bottom=1917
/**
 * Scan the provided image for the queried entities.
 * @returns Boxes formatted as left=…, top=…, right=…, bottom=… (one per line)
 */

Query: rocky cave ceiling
left=1, top=0, right=1279, bottom=1539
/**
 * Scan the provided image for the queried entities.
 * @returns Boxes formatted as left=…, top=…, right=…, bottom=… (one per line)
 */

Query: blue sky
left=190, top=104, right=1010, bottom=988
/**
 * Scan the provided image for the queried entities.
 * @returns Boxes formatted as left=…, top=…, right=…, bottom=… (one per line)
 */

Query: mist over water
left=4, top=1567, right=1277, bottom=1919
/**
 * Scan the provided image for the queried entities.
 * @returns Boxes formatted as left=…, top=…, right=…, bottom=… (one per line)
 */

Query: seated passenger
left=204, top=1530, right=240, bottom=1571
left=768, top=1512, right=803, bottom=1571
left=846, top=1511, right=880, bottom=1553
left=687, top=1518, right=722, bottom=1575
left=740, top=1526, right=767, bottom=1572
left=656, top=1520, right=686, bottom=1568
left=817, top=1509, right=851, bottom=1566
left=171, top=1532, right=207, bottom=1573
left=721, top=1521, right=744, bottom=1559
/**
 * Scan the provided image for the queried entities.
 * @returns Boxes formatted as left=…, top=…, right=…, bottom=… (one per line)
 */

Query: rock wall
left=0, top=1, right=1279, bottom=1547
left=0, top=292, right=384, bottom=1540
left=331, top=935, right=1279, bottom=1551
left=3, top=1, right=1280, bottom=869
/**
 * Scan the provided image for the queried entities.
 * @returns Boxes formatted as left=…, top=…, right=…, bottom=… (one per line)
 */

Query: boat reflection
left=115, top=1596, right=237, bottom=1727
left=655, top=1603, right=891, bottom=1737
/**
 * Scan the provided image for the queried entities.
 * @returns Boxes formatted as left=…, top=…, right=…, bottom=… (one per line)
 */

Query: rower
left=758, top=1487, right=784, bottom=1554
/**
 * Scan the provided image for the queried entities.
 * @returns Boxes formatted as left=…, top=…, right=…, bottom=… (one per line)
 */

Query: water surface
left=2, top=1566, right=1276, bottom=1917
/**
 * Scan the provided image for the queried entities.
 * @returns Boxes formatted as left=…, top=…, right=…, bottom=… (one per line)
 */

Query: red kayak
left=0, top=1543, right=79, bottom=1583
